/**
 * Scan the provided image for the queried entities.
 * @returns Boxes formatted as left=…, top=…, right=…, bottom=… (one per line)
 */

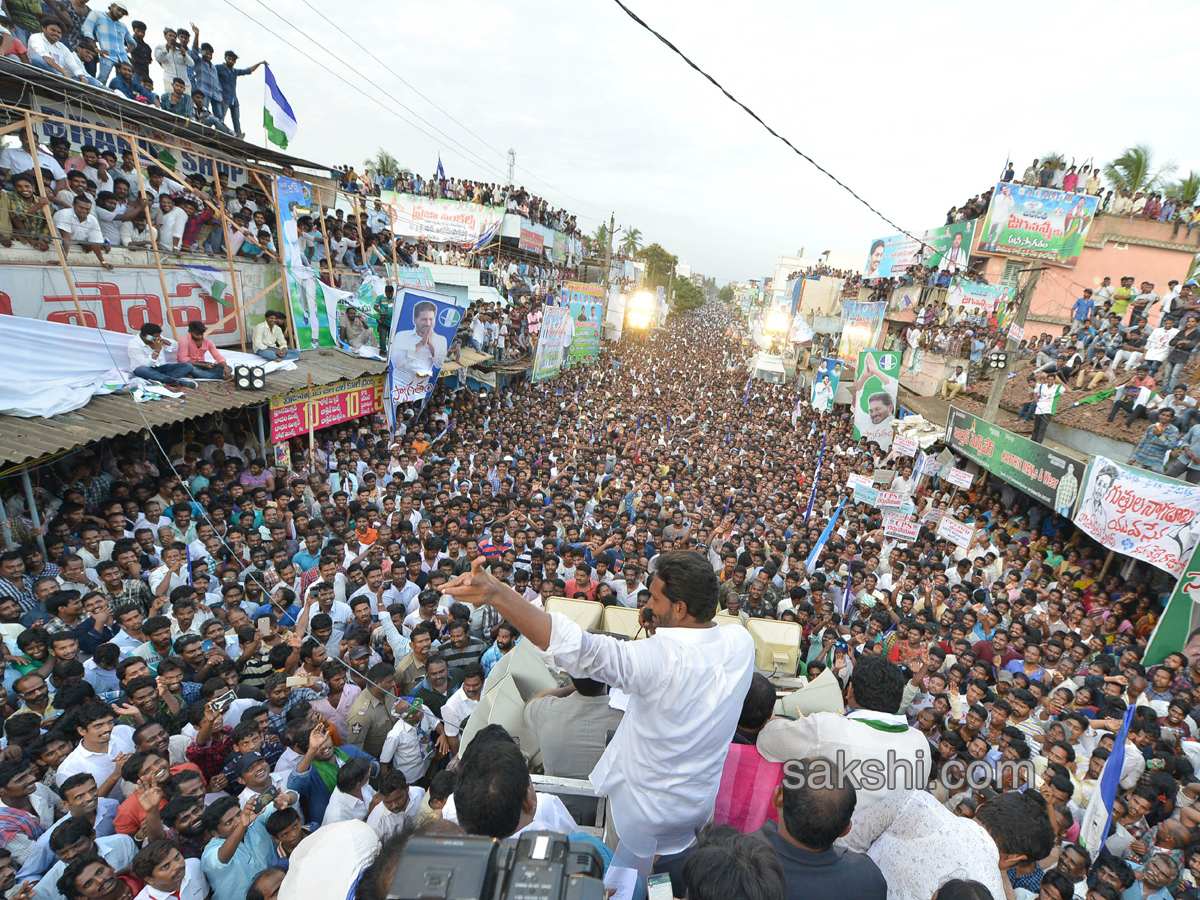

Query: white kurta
left=546, top=611, right=755, bottom=856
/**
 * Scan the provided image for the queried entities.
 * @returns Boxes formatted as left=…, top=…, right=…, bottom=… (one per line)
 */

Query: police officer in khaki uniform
left=345, top=662, right=398, bottom=760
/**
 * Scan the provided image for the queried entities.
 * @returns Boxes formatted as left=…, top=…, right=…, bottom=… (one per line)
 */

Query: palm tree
left=620, top=226, right=643, bottom=256
left=365, top=149, right=402, bottom=180
left=592, top=223, right=609, bottom=248
left=1168, top=171, right=1200, bottom=206
left=1103, top=145, right=1177, bottom=194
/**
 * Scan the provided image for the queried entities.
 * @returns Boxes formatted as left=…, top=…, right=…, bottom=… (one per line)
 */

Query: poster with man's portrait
left=385, top=288, right=462, bottom=429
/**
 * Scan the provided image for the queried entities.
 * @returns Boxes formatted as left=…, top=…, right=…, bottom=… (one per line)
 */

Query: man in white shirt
left=53, top=195, right=113, bottom=269
left=444, top=552, right=755, bottom=883
left=837, top=786, right=1052, bottom=900
left=28, top=18, right=101, bottom=86
left=439, top=665, right=482, bottom=753
left=0, top=131, right=68, bottom=191
left=758, top=655, right=930, bottom=809
left=252, top=309, right=300, bottom=361
left=378, top=704, right=438, bottom=784
left=155, top=193, right=186, bottom=252
left=56, top=705, right=136, bottom=801
left=127, top=323, right=200, bottom=387
left=390, top=300, right=448, bottom=399
left=941, top=365, right=968, bottom=399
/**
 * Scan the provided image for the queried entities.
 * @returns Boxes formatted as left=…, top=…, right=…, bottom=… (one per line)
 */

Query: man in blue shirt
left=1069, top=289, right=1094, bottom=333
left=216, top=50, right=265, bottom=138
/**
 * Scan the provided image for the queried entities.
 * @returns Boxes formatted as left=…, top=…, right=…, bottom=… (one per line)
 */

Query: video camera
left=387, top=831, right=605, bottom=900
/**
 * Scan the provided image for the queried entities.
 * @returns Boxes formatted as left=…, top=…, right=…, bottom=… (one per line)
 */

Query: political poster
left=875, top=490, right=906, bottom=509
left=947, top=278, right=1012, bottom=315
left=864, top=221, right=976, bottom=279
left=947, top=467, right=974, bottom=489
left=533, top=306, right=573, bottom=382
left=381, top=192, right=504, bottom=247
left=853, top=350, right=900, bottom=451
left=846, top=473, right=874, bottom=491
left=853, top=485, right=879, bottom=506
left=1074, top=457, right=1200, bottom=578
left=385, top=264, right=436, bottom=290
left=1143, top=539, right=1200, bottom=667
left=519, top=228, right=544, bottom=254
left=837, top=301, right=886, bottom=362
left=563, top=282, right=604, bottom=366
left=384, top=289, right=463, bottom=429
left=893, top=436, right=918, bottom=457
left=276, top=175, right=328, bottom=351
left=883, top=514, right=920, bottom=542
left=977, top=182, right=1100, bottom=268
left=937, top=516, right=974, bottom=549
left=810, top=357, right=840, bottom=413
left=945, top=406, right=1084, bottom=514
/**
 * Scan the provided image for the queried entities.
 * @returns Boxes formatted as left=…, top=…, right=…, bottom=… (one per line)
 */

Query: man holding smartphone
left=126, top=323, right=200, bottom=388
left=444, top=551, right=754, bottom=896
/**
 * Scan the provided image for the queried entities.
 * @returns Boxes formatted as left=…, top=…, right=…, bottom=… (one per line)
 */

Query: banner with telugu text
left=380, top=191, right=504, bottom=246
left=977, top=182, right=1100, bottom=268
left=562, top=282, right=603, bottom=366
left=837, top=301, right=886, bottom=362
left=1075, top=456, right=1200, bottom=578
left=864, top=220, right=976, bottom=279
left=853, top=350, right=900, bottom=451
left=947, top=277, right=1012, bottom=315
left=533, top=306, right=573, bottom=382
left=945, top=405, right=1084, bottom=514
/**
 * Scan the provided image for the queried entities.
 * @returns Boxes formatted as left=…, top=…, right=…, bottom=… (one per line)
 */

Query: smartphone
left=201, top=639, right=215, bottom=653
left=211, top=690, right=236, bottom=714
left=285, top=676, right=308, bottom=688
left=258, top=618, right=271, bottom=636
left=252, top=785, right=279, bottom=813
left=647, top=874, right=673, bottom=900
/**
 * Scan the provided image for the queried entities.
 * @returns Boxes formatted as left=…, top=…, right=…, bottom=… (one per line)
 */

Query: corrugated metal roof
left=0, top=352, right=385, bottom=468
left=440, top=348, right=490, bottom=375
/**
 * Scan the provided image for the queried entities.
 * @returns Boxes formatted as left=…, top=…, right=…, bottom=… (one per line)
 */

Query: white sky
left=133, top=0, right=1200, bottom=283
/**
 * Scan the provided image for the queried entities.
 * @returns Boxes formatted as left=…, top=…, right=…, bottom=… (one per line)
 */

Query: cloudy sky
left=135, top=0, right=1199, bottom=283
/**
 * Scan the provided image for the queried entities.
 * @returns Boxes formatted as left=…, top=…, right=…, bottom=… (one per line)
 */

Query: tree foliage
left=1168, top=171, right=1200, bottom=206
left=636, top=243, right=677, bottom=290
left=620, top=227, right=643, bottom=256
left=674, top=279, right=705, bottom=310
left=718, top=284, right=735, bottom=304
left=365, top=149, right=404, bottom=179
left=1103, top=145, right=1177, bottom=194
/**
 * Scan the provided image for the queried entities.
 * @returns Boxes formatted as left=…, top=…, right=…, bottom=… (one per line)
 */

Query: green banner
left=1143, top=539, right=1200, bottom=667
left=853, top=349, right=900, bottom=450
left=944, top=405, right=1084, bottom=515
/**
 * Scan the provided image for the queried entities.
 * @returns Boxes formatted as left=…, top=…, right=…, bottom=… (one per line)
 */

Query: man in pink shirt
left=563, top=562, right=597, bottom=602
left=176, top=320, right=232, bottom=380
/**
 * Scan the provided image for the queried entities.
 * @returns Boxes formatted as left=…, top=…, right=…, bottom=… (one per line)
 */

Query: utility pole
left=601, top=212, right=615, bottom=332
left=667, top=265, right=675, bottom=311
left=506, top=149, right=515, bottom=185
left=982, top=261, right=1044, bottom=422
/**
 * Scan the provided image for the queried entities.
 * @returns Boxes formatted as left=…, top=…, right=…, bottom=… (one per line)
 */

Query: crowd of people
left=0, top=298, right=1195, bottom=900
left=2, top=5, right=263, bottom=138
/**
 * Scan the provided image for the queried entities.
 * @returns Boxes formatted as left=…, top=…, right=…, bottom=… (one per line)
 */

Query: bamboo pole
left=120, top=131, right=178, bottom=340
left=208, top=158, right=247, bottom=352
left=23, top=114, right=86, bottom=325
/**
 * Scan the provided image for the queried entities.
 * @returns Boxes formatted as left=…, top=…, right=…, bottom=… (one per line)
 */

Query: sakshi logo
left=438, top=308, right=461, bottom=328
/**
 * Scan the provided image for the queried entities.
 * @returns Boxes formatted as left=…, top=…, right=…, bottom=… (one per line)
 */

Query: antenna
left=507, top=148, right=516, bottom=185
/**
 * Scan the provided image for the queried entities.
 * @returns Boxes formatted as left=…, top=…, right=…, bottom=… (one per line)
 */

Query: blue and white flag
left=804, top=435, right=827, bottom=524
left=1078, top=706, right=1136, bottom=854
left=435, top=155, right=446, bottom=182
left=263, top=65, right=298, bottom=149
left=806, top=496, right=846, bottom=573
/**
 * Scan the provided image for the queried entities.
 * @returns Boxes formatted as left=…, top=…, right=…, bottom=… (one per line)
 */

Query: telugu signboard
left=519, top=228, right=544, bottom=254
left=270, top=375, right=384, bottom=442
left=883, top=514, right=920, bottom=541
left=937, top=516, right=974, bottom=549
left=1075, top=456, right=1200, bottom=578
left=945, top=405, right=1083, bottom=514
left=864, top=221, right=976, bottom=280
left=977, top=182, right=1100, bottom=268
left=381, top=192, right=504, bottom=246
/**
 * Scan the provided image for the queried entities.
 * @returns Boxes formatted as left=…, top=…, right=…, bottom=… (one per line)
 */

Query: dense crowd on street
left=0, top=296, right=1197, bottom=900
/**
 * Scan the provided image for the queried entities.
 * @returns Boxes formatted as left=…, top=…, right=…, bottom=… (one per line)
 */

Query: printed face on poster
left=385, top=288, right=462, bottom=427
left=853, top=350, right=900, bottom=451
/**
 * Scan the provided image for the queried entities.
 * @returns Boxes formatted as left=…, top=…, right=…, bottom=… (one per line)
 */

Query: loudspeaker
left=234, top=365, right=266, bottom=390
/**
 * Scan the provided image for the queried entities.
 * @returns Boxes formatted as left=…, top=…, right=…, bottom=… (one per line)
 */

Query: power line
left=607, top=0, right=919, bottom=242
left=217, top=0, right=511, bottom=185
left=296, top=0, right=610, bottom=219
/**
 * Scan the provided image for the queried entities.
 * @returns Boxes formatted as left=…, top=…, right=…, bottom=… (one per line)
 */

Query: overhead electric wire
left=608, top=0, right=920, bottom=243
left=296, top=0, right=611, bottom=219
left=217, top=0, right=511, bottom=186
